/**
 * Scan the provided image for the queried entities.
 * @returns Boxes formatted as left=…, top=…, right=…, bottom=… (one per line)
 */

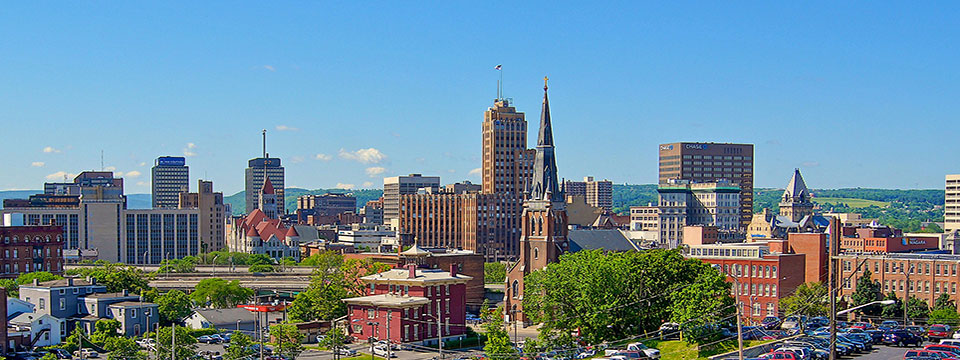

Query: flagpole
left=499, top=66, right=503, bottom=100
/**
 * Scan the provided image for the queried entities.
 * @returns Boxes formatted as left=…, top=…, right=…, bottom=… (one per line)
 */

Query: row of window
left=734, top=283, right=779, bottom=297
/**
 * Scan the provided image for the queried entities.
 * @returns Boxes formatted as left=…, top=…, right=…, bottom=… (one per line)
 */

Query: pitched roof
left=192, top=308, right=257, bottom=325
left=568, top=229, right=638, bottom=253
left=400, top=244, right=432, bottom=257
left=108, top=301, right=158, bottom=308
left=782, top=168, right=811, bottom=203
left=262, top=177, right=275, bottom=195
left=285, top=226, right=299, bottom=237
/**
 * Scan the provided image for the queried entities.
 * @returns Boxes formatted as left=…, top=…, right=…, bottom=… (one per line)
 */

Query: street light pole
left=904, top=262, right=913, bottom=326
left=718, top=266, right=744, bottom=360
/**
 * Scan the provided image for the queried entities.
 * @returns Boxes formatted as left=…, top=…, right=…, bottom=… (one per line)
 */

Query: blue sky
left=2, top=2, right=959, bottom=194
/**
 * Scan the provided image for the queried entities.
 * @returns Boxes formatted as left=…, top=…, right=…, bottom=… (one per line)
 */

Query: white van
left=940, top=339, right=960, bottom=346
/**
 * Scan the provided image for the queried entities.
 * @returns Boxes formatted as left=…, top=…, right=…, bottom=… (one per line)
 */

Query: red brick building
left=687, top=243, right=805, bottom=321
left=839, top=253, right=960, bottom=310
left=841, top=235, right=939, bottom=253
left=343, top=264, right=471, bottom=345
left=0, top=225, right=65, bottom=277
left=343, top=249, right=485, bottom=312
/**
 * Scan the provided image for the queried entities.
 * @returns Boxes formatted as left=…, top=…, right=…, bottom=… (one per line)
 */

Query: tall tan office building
left=658, top=142, right=754, bottom=228
left=480, top=99, right=535, bottom=259
left=947, top=175, right=960, bottom=235
left=179, top=180, right=226, bottom=252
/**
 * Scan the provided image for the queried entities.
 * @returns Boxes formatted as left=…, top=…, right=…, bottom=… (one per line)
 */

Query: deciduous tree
left=850, top=269, right=883, bottom=316
left=190, top=278, right=254, bottom=308
left=482, top=305, right=518, bottom=360
left=155, top=290, right=193, bottom=324
left=779, top=282, right=829, bottom=317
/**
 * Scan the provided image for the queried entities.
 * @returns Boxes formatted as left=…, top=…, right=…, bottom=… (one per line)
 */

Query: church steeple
left=530, top=77, right=562, bottom=203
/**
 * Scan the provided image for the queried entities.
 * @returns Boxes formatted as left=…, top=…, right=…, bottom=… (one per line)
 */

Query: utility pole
left=437, top=301, right=444, bottom=360
left=904, top=261, right=912, bottom=326
left=386, top=311, right=392, bottom=359
left=171, top=323, right=176, bottom=360
left=828, top=216, right=840, bottom=360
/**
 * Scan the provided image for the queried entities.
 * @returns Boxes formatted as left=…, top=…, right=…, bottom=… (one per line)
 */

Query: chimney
left=67, top=278, right=74, bottom=286
left=32, top=279, right=39, bottom=286
left=122, top=289, right=128, bottom=296
left=407, top=264, right=416, bottom=279
left=450, top=264, right=458, bottom=277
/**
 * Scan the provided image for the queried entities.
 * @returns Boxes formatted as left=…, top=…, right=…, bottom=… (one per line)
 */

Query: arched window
left=534, top=247, right=539, bottom=260
left=512, top=280, right=519, bottom=298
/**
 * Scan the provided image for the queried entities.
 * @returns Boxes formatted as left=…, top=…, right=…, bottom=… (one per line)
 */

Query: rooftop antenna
left=100, top=150, right=104, bottom=171
left=495, top=64, right=503, bottom=101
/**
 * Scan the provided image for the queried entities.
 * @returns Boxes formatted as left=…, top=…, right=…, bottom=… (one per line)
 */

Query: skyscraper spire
left=530, top=77, right=562, bottom=203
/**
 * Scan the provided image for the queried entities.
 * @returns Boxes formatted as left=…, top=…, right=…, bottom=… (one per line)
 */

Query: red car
left=851, top=322, right=874, bottom=330
left=926, top=344, right=960, bottom=356
left=930, top=325, right=955, bottom=341
left=759, top=352, right=798, bottom=360
left=905, top=350, right=960, bottom=360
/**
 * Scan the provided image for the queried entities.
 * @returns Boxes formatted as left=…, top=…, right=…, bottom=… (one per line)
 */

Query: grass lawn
left=645, top=339, right=771, bottom=360
left=813, top=197, right=890, bottom=208
left=343, top=355, right=386, bottom=360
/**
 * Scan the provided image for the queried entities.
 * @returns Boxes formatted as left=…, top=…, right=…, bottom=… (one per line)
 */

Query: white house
left=185, top=308, right=257, bottom=333
left=9, top=313, right=64, bottom=347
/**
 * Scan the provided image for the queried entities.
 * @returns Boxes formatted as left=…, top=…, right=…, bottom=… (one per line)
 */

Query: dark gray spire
left=530, top=77, right=562, bottom=203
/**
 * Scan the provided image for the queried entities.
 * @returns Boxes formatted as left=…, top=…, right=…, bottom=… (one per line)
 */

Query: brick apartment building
left=342, top=265, right=471, bottom=345
left=0, top=225, right=65, bottom=278
left=343, top=248, right=484, bottom=312
left=687, top=232, right=828, bottom=321
left=839, top=253, right=960, bottom=309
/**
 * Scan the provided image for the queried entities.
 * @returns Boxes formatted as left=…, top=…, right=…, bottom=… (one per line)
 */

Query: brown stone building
left=0, top=225, right=65, bottom=277
left=398, top=192, right=478, bottom=251
left=658, top=142, right=754, bottom=229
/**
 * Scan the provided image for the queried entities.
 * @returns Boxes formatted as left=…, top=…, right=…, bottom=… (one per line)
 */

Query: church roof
left=262, top=177, right=275, bottom=195
left=529, top=78, right=563, bottom=203
left=782, top=168, right=810, bottom=202
left=285, top=226, right=299, bottom=237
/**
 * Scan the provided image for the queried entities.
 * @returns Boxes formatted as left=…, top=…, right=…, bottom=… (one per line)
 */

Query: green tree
left=90, top=319, right=122, bottom=345
left=155, top=325, right=198, bottom=360
left=248, top=254, right=274, bottom=265
left=67, top=262, right=151, bottom=293
left=881, top=292, right=903, bottom=319
left=935, top=293, right=957, bottom=311
left=484, top=262, right=507, bottom=284
left=930, top=308, right=960, bottom=326
left=522, top=249, right=731, bottom=345
left=340, top=258, right=391, bottom=296
left=319, top=328, right=349, bottom=360
left=190, top=278, right=254, bottom=308
left=850, top=269, right=883, bottom=316
left=779, top=282, right=829, bottom=317
left=224, top=331, right=255, bottom=360
left=482, top=305, right=518, bottom=360
left=155, top=290, right=194, bottom=324
left=669, top=264, right=735, bottom=342
left=248, top=264, right=276, bottom=273
left=300, top=251, right=343, bottom=269
left=41, top=353, right=58, bottom=360
left=103, top=336, right=147, bottom=360
left=269, top=323, right=304, bottom=358
left=906, top=297, right=930, bottom=321
left=287, top=283, right=350, bottom=322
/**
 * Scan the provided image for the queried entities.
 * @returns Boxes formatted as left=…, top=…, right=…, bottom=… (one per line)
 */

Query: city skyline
left=3, top=2, right=960, bottom=193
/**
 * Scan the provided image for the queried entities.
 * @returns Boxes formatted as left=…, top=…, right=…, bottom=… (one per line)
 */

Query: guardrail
left=708, top=335, right=799, bottom=360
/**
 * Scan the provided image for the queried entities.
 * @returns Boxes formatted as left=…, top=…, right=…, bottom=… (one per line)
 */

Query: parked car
left=218, top=332, right=232, bottom=343
left=781, top=316, right=806, bottom=330
left=926, top=344, right=960, bottom=356
left=762, top=316, right=782, bottom=330
left=907, top=325, right=927, bottom=337
left=373, top=345, right=398, bottom=358
left=72, top=349, right=99, bottom=359
left=932, top=325, right=955, bottom=341
left=198, top=335, right=221, bottom=344
left=942, top=340, right=960, bottom=346
left=626, top=342, right=661, bottom=359
left=335, top=347, right=357, bottom=356
left=884, top=329, right=924, bottom=347
left=658, top=322, right=680, bottom=340
left=759, top=351, right=799, bottom=360
left=881, top=320, right=902, bottom=330
left=904, top=350, right=960, bottom=360
left=137, top=338, right=156, bottom=349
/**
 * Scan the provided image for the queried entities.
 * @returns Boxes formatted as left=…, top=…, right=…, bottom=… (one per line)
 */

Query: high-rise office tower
left=658, top=142, right=754, bottom=229
left=482, top=99, right=533, bottom=196
left=480, top=99, right=534, bottom=260
left=244, top=156, right=284, bottom=214
left=383, top=174, right=441, bottom=228
left=946, top=174, right=960, bottom=235
left=152, top=156, right=189, bottom=208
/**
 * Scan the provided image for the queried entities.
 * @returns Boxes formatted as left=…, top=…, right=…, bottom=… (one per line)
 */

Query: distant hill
left=224, top=188, right=384, bottom=216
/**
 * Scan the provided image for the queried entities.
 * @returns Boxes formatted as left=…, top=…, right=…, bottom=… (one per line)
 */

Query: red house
left=343, top=264, right=472, bottom=346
